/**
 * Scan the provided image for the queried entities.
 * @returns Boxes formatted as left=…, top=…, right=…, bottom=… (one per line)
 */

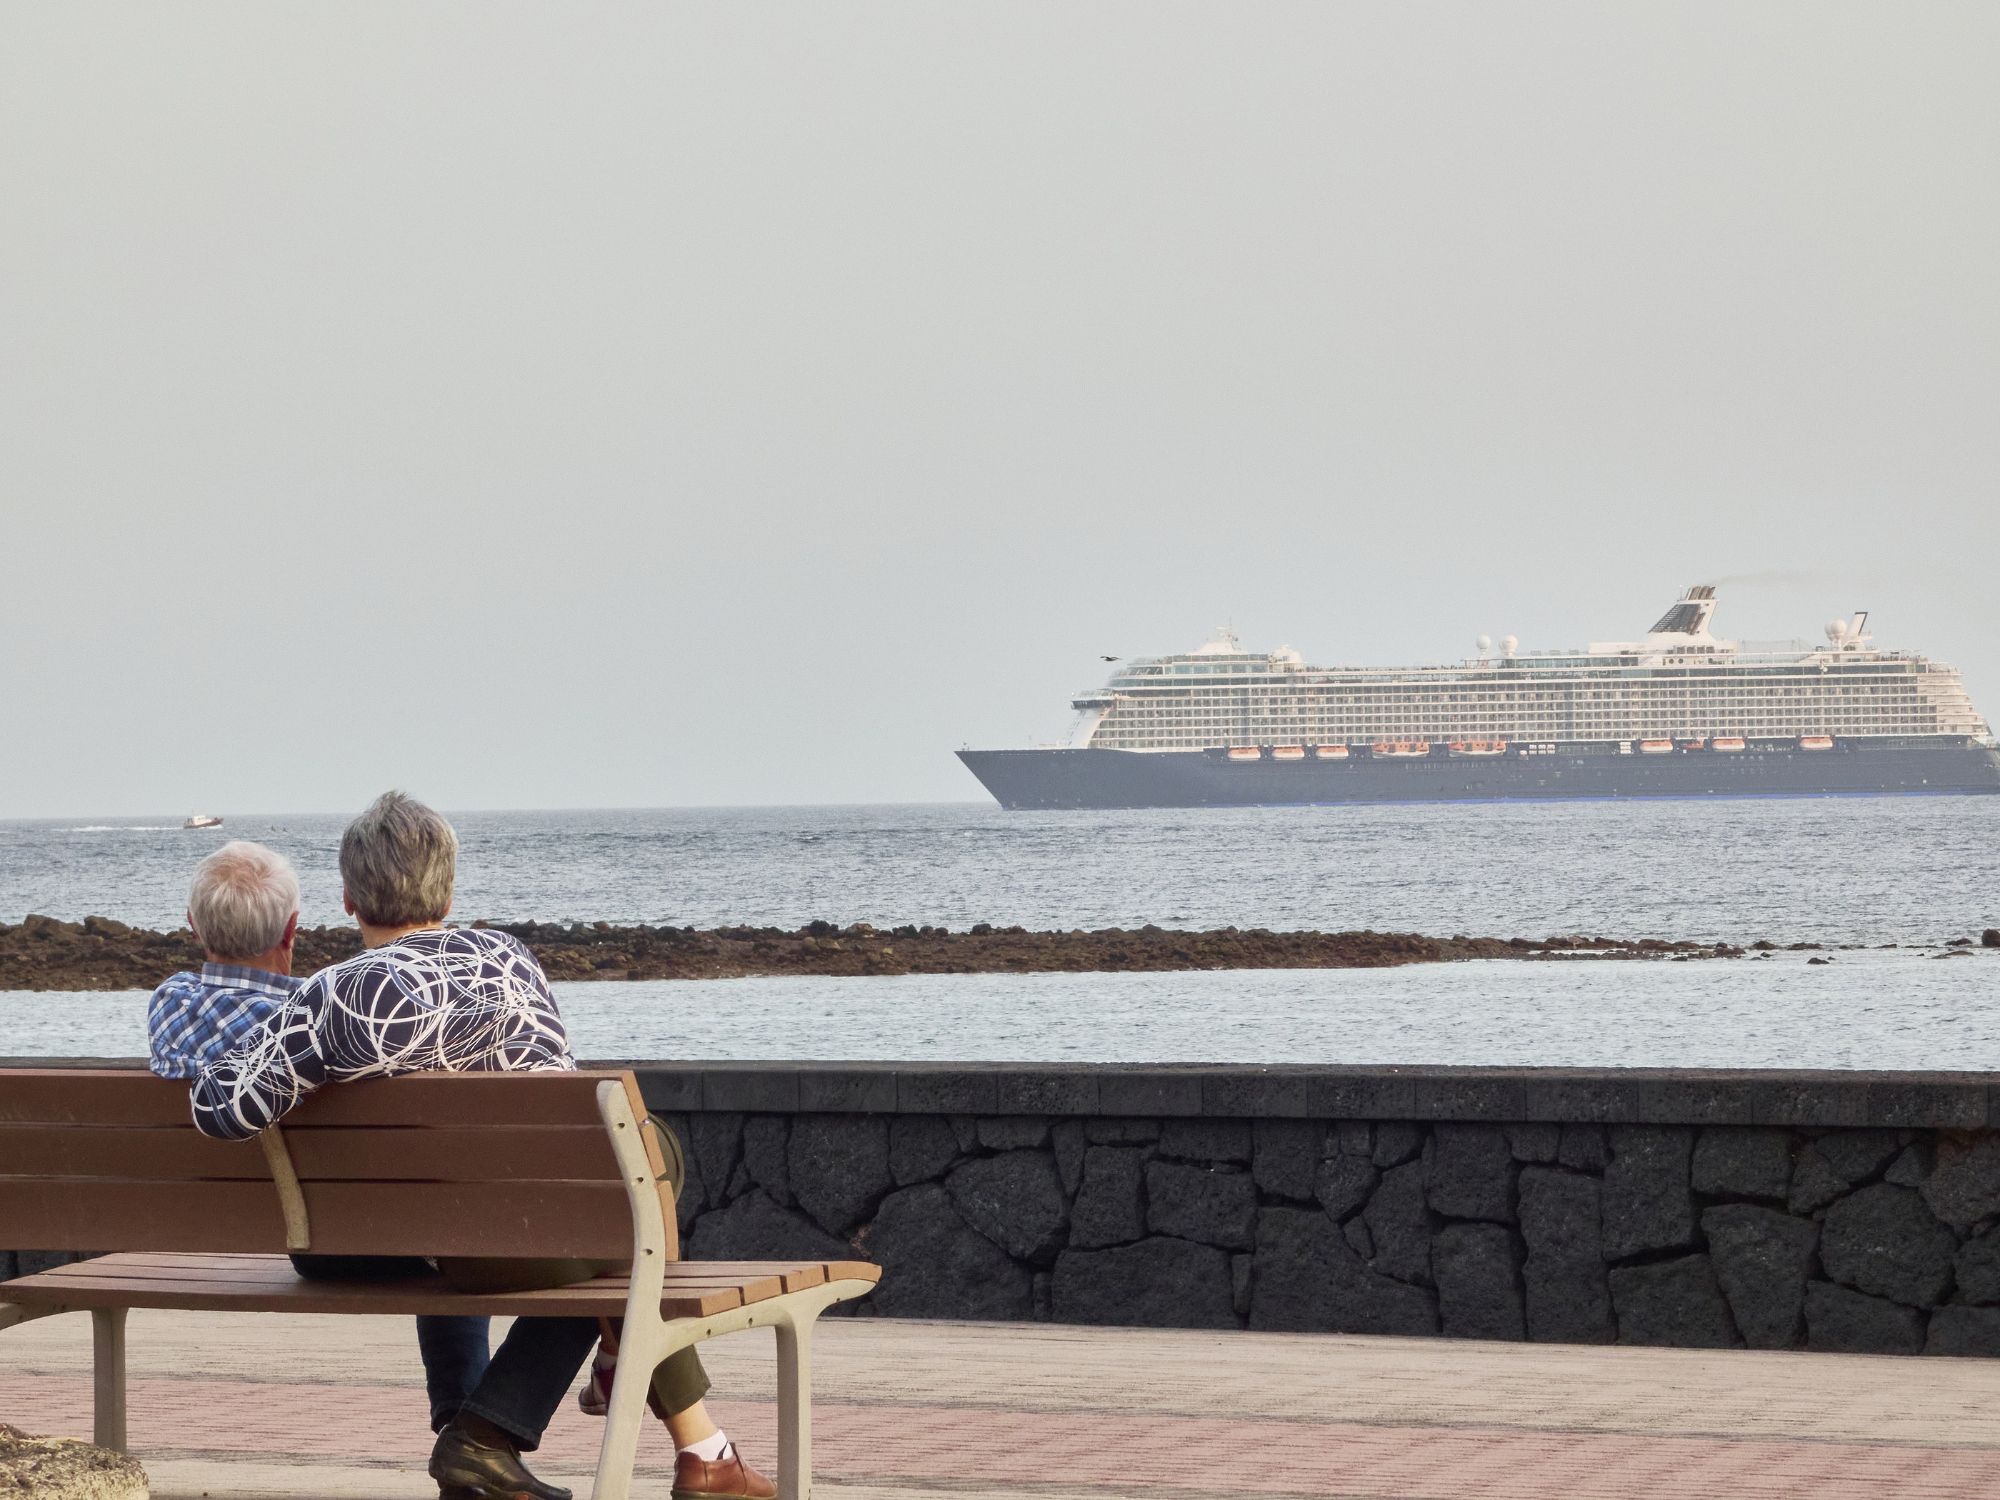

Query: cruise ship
left=958, top=587, right=2000, bottom=809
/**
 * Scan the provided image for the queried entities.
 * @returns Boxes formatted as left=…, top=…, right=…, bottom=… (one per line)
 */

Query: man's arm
left=189, top=976, right=333, bottom=1139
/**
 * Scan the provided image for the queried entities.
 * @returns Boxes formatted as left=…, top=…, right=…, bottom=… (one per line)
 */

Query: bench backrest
left=0, top=1068, right=675, bottom=1262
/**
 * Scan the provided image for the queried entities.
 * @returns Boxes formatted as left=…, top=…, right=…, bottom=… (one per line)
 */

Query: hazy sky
left=3, top=4, right=1995, bottom=819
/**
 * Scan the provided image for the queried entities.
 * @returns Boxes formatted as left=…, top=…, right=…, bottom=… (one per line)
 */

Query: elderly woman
left=192, top=792, right=771, bottom=1500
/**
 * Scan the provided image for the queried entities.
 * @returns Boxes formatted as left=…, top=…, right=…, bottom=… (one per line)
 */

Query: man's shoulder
left=149, top=970, right=204, bottom=1004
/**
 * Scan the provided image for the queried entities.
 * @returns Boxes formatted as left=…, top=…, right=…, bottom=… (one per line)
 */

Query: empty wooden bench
left=0, top=1067, right=879, bottom=1500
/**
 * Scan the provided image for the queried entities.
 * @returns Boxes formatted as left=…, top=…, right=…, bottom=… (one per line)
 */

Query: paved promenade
left=4, top=1309, right=1999, bottom=1498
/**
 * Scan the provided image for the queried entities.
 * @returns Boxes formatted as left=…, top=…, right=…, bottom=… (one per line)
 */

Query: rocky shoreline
left=0, top=914, right=1787, bottom=991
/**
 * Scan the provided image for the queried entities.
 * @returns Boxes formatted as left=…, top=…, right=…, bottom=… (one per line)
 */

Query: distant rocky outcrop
left=0, top=914, right=1745, bottom=992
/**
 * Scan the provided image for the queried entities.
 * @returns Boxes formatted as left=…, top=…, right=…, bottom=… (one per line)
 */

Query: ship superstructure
left=959, top=587, right=2000, bottom=809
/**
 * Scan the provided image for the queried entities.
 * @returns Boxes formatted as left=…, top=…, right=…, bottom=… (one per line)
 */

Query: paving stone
left=1518, top=1168, right=1613, bottom=1344
left=1364, top=1160, right=1434, bottom=1287
left=1690, top=1127, right=1791, bottom=1200
left=1157, top=1119, right=1253, bottom=1165
left=1924, top=1305, right=2000, bottom=1358
left=789, top=1114, right=895, bottom=1236
left=1068, top=1147, right=1147, bottom=1250
left=1252, top=1118, right=1324, bottom=1201
left=1051, top=1119, right=1087, bottom=1197
left=1426, top=1123, right=1516, bottom=1223
left=688, top=1188, right=852, bottom=1262
left=1249, top=1207, right=1438, bottom=1336
left=947, top=1151, right=1068, bottom=1265
left=889, top=1115, right=962, bottom=1187
left=1921, top=1134, right=2000, bottom=1231
left=1505, top=1122, right=1559, bottom=1164
left=1702, top=1204, right=1817, bottom=1349
left=1818, top=1183, right=1957, bottom=1307
left=1953, top=1225, right=2000, bottom=1305
left=1052, top=1236, right=1237, bottom=1329
left=1372, top=1121, right=1425, bottom=1168
left=1609, top=1255, right=1739, bottom=1349
left=1557, top=1123, right=1609, bottom=1172
left=1804, top=1280, right=1926, bottom=1355
left=867, top=1183, right=1034, bottom=1320
left=1814, top=1129, right=1902, bottom=1184
left=977, top=1116, right=1052, bottom=1152
left=1145, top=1160, right=1259, bottom=1251
left=1314, top=1155, right=1379, bottom=1221
left=1602, top=1127, right=1697, bottom=1261
left=1432, top=1223, right=1525, bottom=1341
left=741, top=1115, right=792, bottom=1206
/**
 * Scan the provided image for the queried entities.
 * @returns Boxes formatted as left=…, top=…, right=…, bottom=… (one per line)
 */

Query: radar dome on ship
left=1827, top=620, right=1850, bottom=643
left=1501, top=634, right=1519, bottom=656
left=1476, top=634, right=1493, bottom=653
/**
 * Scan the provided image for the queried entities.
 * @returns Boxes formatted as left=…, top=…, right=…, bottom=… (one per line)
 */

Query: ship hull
left=958, top=740, right=2000, bottom=810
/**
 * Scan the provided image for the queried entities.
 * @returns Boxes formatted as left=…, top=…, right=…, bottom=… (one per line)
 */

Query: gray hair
left=340, top=791, right=458, bottom=927
left=188, top=841, right=300, bottom=960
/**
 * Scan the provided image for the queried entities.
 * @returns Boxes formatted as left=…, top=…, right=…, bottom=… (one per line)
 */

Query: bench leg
left=774, top=1313, right=815, bottom=1500
left=589, top=1329, right=659, bottom=1500
left=92, top=1307, right=128, bottom=1452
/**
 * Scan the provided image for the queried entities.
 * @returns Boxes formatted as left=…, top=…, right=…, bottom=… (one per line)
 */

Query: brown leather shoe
left=672, top=1446, right=776, bottom=1500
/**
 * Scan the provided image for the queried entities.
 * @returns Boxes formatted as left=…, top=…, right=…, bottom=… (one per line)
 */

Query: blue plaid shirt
left=148, top=963, right=302, bottom=1080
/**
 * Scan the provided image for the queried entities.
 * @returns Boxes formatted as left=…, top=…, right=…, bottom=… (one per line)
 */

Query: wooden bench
left=0, top=1067, right=879, bottom=1500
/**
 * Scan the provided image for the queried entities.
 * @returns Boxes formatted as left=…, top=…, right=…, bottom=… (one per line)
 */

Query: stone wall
left=7, top=1061, right=2000, bottom=1355
left=629, top=1063, right=2000, bottom=1355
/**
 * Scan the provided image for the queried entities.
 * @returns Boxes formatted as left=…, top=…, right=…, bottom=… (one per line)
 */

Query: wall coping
left=9, top=1058, right=1998, bottom=1129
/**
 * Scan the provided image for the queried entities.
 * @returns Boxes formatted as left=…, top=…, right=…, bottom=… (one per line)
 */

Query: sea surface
left=5, top=950, right=1996, bottom=1069
left=3, top=797, right=1997, bottom=944
left=5, top=799, right=1995, bottom=1069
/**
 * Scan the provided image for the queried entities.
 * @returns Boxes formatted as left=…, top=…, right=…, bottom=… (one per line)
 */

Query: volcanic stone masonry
left=8, top=1062, right=2000, bottom=1356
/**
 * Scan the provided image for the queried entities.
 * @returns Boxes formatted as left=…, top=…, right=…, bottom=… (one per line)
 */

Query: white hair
left=188, top=841, right=300, bottom=960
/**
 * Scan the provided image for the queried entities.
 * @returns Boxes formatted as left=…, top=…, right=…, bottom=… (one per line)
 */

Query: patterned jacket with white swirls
left=189, top=926, right=574, bottom=1140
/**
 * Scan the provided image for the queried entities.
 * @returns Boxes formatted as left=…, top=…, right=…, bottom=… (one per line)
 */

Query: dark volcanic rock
left=1885, top=1142, right=1932, bottom=1187
left=1922, top=1135, right=2000, bottom=1231
left=1052, top=1236, right=1237, bottom=1329
left=1818, top=1183, right=1957, bottom=1307
left=1314, top=1155, right=1379, bottom=1221
left=1804, top=1280, right=1925, bottom=1355
left=1252, top=1119, right=1324, bottom=1201
left=1372, top=1122, right=1425, bottom=1168
left=1609, top=1255, right=1739, bottom=1348
left=1557, top=1124, right=1609, bottom=1173
left=1505, top=1122, right=1559, bottom=1165
left=1518, top=1168, right=1614, bottom=1344
left=687, top=1112, right=744, bottom=1196
left=1702, top=1204, right=1817, bottom=1349
left=688, top=1189, right=851, bottom=1262
left=868, top=1184, right=1033, bottom=1320
left=741, top=1116, right=791, bottom=1206
left=1602, top=1127, right=1697, bottom=1261
left=788, top=1115, right=893, bottom=1236
left=1335, top=1120, right=1373, bottom=1159
left=977, top=1116, right=1052, bottom=1152
left=1069, top=1147, right=1147, bottom=1249
left=1954, top=1226, right=2000, bottom=1305
left=889, top=1115, right=962, bottom=1187
left=1925, top=1306, right=2000, bottom=1357
left=1146, top=1161, right=1259, bottom=1251
left=1249, top=1208, right=1438, bottom=1336
left=1051, top=1119, right=1087, bottom=1197
left=1157, top=1119, right=1253, bottom=1166
left=947, top=1151, right=1068, bottom=1264
left=1691, top=1127, right=1792, bottom=1200
left=1984, top=928, right=2000, bottom=949
left=1432, top=1223, right=1525, bottom=1341
left=1787, top=1147, right=1848, bottom=1215
left=1365, top=1160, right=1436, bottom=1287
left=1084, top=1117, right=1159, bottom=1146
left=1815, top=1129, right=1901, bottom=1185
left=1426, top=1124, right=1516, bottom=1224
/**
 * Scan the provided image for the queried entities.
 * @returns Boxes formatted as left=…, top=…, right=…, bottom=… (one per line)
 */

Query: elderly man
left=147, top=841, right=302, bottom=1078
left=192, top=792, right=771, bottom=1500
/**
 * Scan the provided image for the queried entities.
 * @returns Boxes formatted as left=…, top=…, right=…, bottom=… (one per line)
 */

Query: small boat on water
left=1314, top=744, right=1350, bottom=760
left=1226, top=747, right=1262, bottom=762
left=183, top=815, right=223, bottom=830
left=1271, top=745, right=1307, bottom=761
left=1799, top=734, right=1835, bottom=751
left=1712, top=736, right=1747, bottom=752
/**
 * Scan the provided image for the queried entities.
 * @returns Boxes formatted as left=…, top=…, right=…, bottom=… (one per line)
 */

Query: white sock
left=680, top=1430, right=732, bottom=1462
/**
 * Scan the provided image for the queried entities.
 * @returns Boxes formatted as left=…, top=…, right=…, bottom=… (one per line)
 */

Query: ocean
left=4, top=798, right=1995, bottom=1068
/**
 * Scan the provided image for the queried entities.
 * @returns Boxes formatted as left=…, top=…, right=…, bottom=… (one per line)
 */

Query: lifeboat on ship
left=1271, top=745, right=1306, bottom=761
left=1372, top=740, right=1432, bottom=758
left=1448, top=739, right=1508, bottom=757
left=1711, top=736, right=1746, bottom=752
left=1314, top=744, right=1350, bottom=760
left=1226, top=746, right=1263, bottom=762
left=1638, top=738, right=1674, bottom=755
left=1799, top=734, right=1835, bottom=751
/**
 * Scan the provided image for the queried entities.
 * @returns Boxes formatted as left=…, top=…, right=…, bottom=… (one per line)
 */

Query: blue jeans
left=289, top=1256, right=496, bottom=1434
